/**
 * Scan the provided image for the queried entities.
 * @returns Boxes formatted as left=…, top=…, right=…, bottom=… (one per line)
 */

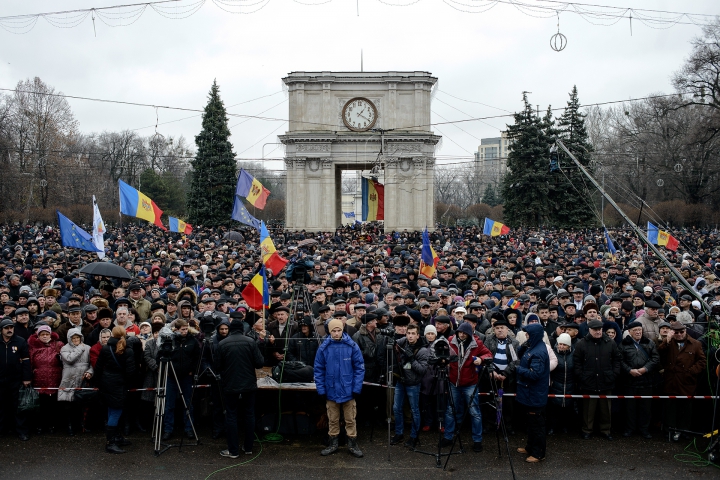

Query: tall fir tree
left=500, top=93, right=552, bottom=226
left=481, top=183, right=500, bottom=206
left=554, top=85, right=596, bottom=227
left=186, top=80, right=237, bottom=226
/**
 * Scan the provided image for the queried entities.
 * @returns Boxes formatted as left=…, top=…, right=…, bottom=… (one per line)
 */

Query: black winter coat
left=550, top=346, right=574, bottom=407
left=352, top=325, right=388, bottom=383
left=286, top=331, right=320, bottom=366
left=573, top=333, right=622, bottom=392
left=169, top=333, right=200, bottom=378
left=94, top=338, right=136, bottom=409
left=217, top=331, right=264, bottom=394
left=619, top=335, right=660, bottom=388
left=394, top=337, right=429, bottom=386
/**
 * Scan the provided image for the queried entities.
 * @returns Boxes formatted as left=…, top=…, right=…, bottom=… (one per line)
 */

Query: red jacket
left=90, top=342, right=103, bottom=368
left=448, top=334, right=492, bottom=387
left=29, top=333, right=64, bottom=394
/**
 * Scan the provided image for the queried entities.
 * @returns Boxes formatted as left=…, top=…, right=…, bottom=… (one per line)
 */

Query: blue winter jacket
left=515, top=323, right=550, bottom=408
left=314, top=333, right=365, bottom=403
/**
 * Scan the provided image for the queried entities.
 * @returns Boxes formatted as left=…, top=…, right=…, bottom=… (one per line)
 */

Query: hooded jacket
left=314, top=332, right=365, bottom=403
left=58, top=328, right=93, bottom=402
left=447, top=333, right=492, bottom=387
left=515, top=324, right=550, bottom=408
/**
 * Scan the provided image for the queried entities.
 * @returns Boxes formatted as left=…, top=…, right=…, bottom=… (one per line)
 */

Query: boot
left=321, top=435, right=339, bottom=456
left=114, top=433, right=132, bottom=447
left=347, top=436, right=364, bottom=458
left=105, top=427, right=126, bottom=454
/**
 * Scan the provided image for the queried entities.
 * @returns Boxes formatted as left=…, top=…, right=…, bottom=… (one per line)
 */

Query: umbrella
left=526, top=238, right=542, bottom=244
left=79, top=262, right=132, bottom=280
left=223, top=231, right=245, bottom=242
left=297, top=238, right=318, bottom=248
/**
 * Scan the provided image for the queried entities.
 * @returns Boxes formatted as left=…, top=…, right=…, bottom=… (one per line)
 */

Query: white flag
left=92, top=195, right=106, bottom=259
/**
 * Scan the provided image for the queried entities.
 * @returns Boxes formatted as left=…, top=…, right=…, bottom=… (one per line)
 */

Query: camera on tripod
left=429, top=340, right=457, bottom=368
left=158, top=326, right=177, bottom=361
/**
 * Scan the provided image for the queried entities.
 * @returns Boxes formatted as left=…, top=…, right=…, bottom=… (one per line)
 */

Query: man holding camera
left=391, top=323, right=429, bottom=449
left=161, top=319, right=200, bottom=441
left=440, top=320, right=492, bottom=453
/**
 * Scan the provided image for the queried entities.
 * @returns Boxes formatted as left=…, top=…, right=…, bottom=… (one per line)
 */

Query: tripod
left=479, top=363, right=517, bottom=479
left=152, top=353, right=200, bottom=456
left=414, top=363, right=464, bottom=468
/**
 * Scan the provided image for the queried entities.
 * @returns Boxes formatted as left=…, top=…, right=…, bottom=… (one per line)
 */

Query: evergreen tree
left=554, top=85, right=596, bottom=227
left=186, top=80, right=237, bottom=226
left=482, top=183, right=500, bottom=206
left=500, top=93, right=552, bottom=226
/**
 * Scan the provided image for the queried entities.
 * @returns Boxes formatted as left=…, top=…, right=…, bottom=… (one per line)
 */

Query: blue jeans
left=163, top=374, right=194, bottom=434
left=107, top=407, right=123, bottom=427
left=394, top=383, right=421, bottom=438
left=443, top=384, right=483, bottom=443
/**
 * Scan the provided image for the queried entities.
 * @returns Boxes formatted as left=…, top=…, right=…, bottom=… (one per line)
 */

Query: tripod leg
left=168, top=363, right=199, bottom=443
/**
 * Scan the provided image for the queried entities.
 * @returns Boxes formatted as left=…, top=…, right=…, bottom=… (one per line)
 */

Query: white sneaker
left=220, top=450, right=239, bottom=459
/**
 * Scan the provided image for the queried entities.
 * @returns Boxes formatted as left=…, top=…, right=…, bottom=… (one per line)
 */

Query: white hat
left=643, top=286, right=653, bottom=292
left=454, top=307, right=467, bottom=314
left=430, top=279, right=440, bottom=286
left=691, top=300, right=701, bottom=309
left=557, top=333, right=572, bottom=346
left=424, top=325, right=437, bottom=335
left=554, top=276, right=563, bottom=283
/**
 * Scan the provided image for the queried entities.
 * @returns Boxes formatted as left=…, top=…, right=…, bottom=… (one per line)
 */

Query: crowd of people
left=0, top=221, right=718, bottom=462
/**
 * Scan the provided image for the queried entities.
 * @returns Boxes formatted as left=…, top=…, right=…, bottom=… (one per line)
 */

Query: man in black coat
left=217, top=321, right=264, bottom=458
left=0, top=319, right=31, bottom=441
left=161, top=319, right=200, bottom=441
left=619, top=321, right=659, bottom=439
left=573, top=319, right=622, bottom=441
left=266, top=307, right=298, bottom=367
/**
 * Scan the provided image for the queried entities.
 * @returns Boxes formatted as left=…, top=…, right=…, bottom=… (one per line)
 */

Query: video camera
left=429, top=340, right=458, bottom=368
left=199, top=311, right=220, bottom=337
left=158, top=326, right=180, bottom=361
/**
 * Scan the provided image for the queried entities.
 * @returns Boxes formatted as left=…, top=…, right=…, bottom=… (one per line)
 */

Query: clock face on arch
left=342, top=97, right=377, bottom=132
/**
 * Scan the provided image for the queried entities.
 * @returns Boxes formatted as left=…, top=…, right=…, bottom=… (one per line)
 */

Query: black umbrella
left=79, top=262, right=132, bottom=280
left=223, top=231, right=245, bottom=242
left=297, top=238, right=318, bottom=248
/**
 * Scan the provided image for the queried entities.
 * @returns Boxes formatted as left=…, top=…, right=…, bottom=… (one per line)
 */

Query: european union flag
left=57, top=211, right=102, bottom=252
left=343, top=212, right=355, bottom=218
left=231, top=196, right=261, bottom=230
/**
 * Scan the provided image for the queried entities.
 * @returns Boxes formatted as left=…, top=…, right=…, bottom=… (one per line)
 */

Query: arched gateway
left=280, top=72, right=440, bottom=232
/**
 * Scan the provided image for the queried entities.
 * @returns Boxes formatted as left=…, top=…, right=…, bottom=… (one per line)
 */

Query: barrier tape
left=33, top=384, right=719, bottom=399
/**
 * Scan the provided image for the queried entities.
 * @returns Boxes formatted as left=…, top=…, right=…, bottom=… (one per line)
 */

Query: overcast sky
left=0, top=0, right=716, bottom=170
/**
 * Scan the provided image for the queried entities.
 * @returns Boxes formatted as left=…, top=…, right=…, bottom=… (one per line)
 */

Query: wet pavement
left=0, top=424, right=715, bottom=480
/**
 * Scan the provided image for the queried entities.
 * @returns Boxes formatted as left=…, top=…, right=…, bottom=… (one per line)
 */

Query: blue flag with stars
left=231, top=196, right=261, bottom=230
left=57, top=211, right=102, bottom=252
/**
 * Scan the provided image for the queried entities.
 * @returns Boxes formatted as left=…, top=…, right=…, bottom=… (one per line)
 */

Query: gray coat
left=58, top=328, right=93, bottom=402
left=142, top=338, right=160, bottom=402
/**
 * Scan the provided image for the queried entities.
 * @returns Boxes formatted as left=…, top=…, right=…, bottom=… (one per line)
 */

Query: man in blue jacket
left=515, top=323, right=550, bottom=463
left=314, top=318, right=365, bottom=458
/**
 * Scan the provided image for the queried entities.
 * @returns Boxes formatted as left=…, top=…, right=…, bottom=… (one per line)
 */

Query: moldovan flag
left=419, top=228, right=439, bottom=278
left=648, top=222, right=679, bottom=251
left=243, top=266, right=270, bottom=311
left=235, top=169, right=270, bottom=210
left=260, top=221, right=288, bottom=274
left=118, top=180, right=167, bottom=230
left=169, top=217, right=193, bottom=234
left=361, top=177, right=384, bottom=221
left=483, top=217, right=510, bottom=237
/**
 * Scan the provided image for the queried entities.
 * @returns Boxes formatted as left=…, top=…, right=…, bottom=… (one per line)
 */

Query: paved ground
left=0, top=424, right=716, bottom=480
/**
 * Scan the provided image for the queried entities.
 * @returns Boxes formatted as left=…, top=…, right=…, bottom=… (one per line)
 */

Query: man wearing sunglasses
left=0, top=318, right=32, bottom=441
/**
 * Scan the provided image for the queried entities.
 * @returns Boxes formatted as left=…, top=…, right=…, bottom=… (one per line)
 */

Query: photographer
left=440, top=321, right=492, bottom=453
left=390, top=323, right=429, bottom=449
left=160, top=319, right=200, bottom=441
left=216, top=321, right=265, bottom=458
